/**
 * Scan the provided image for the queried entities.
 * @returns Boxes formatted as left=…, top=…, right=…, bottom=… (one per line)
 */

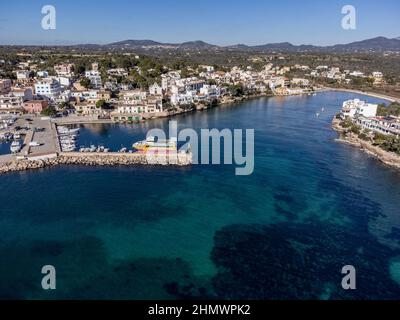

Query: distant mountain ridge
left=108, top=39, right=219, bottom=50
left=2, top=36, right=399, bottom=53
left=105, top=36, right=400, bottom=52
left=327, top=36, right=400, bottom=51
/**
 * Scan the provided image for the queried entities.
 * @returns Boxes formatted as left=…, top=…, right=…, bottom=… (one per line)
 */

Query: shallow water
left=1, top=92, right=400, bottom=299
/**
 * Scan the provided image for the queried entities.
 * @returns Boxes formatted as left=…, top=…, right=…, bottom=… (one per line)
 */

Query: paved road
left=27, top=118, right=58, bottom=156
left=3, top=115, right=58, bottom=158
left=0, top=154, right=15, bottom=163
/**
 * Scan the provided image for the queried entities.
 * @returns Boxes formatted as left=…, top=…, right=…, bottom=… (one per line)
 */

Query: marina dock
left=0, top=116, right=192, bottom=174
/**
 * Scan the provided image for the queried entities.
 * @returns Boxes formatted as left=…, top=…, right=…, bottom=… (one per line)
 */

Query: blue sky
left=0, top=0, right=399, bottom=45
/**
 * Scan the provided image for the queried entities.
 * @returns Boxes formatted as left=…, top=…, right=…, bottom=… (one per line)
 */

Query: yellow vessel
left=133, top=136, right=177, bottom=152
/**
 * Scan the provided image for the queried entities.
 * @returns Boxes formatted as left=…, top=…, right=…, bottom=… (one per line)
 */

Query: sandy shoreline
left=320, top=87, right=400, bottom=103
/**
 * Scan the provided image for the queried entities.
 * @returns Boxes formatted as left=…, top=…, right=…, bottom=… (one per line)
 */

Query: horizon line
left=0, top=35, right=399, bottom=48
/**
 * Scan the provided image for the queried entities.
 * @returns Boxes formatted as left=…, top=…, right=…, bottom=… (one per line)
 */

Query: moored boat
left=133, top=136, right=177, bottom=152
left=10, top=140, right=21, bottom=153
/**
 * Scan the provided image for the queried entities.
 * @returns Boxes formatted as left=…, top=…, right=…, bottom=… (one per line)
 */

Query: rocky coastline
left=332, top=117, right=400, bottom=169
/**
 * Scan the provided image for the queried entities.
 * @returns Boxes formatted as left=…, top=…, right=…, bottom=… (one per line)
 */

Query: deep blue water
left=1, top=92, right=400, bottom=299
left=0, top=141, right=11, bottom=155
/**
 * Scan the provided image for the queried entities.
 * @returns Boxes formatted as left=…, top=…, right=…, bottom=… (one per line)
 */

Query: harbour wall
left=0, top=151, right=193, bottom=174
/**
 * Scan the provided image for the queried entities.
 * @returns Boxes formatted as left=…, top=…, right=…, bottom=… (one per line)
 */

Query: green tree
left=80, top=77, right=92, bottom=89
left=229, top=84, right=244, bottom=97
left=96, top=99, right=112, bottom=110
left=377, top=102, right=400, bottom=117
left=40, top=106, right=57, bottom=117
left=73, top=63, right=86, bottom=75
left=96, top=99, right=106, bottom=109
left=58, top=101, right=72, bottom=110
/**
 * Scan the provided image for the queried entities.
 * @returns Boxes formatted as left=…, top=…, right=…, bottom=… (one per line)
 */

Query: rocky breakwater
left=0, top=159, right=52, bottom=174
left=61, top=152, right=193, bottom=166
left=0, top=152, right=193, bottom=174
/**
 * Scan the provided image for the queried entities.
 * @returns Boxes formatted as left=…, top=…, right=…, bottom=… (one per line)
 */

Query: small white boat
left=10, top=140, right=21, bottom=153
left=2, top=132, right=13, bottom=141
left=57, top=126, right=80, bottom=135
left=61, top=143, right=76, bottom=151
left=29, top=141, right=41, bottom=147
left=61, top=142, right=75, bottom=146
left=60, top=137, right=75, bottom=143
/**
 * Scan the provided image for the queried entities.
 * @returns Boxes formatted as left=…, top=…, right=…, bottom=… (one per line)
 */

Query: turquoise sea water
left=1, top=92, right=400, bottom=299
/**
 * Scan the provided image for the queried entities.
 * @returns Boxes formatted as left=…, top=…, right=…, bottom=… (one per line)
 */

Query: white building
left=37, top=71, right=49, bottom=78
left=372, top=72, right=383, bottom=78
left=200, top=65, right=214, bottom=72
left=11, top=87, right=33, bottom=101
left=74, top=102, right=102, bottom=115
left=161, top=71, right=181, bottom=91
left=0, top=94, right=24, bottom=114
left=56, top=76, right=71, bottom=87
left=16, top=70, right=30, bottom=80
left=116, top=99, right=163, bottom=114
left=55, top=90, right=71, bottom=104
left=116, top=105, right=147, bottom=114
left=107, top=68, right=128, bottom=77
left=71, top=90, right=99, bottom=101
left=34, top=78, right=61, bottom=100
left=372, top=71, right=384, bottom=85
left=340, top=99, right=378, bottom=119
left=85, top=70, right=102, bottom=89
left=355, top=116, right=400, bottom=137
left=291, top=78, right=310, bottom=87
left=54, top=64, right=74, bottom=76
left=199, top=85, right=221, bottom=99
left=149, top=83, right=163, bottom=95
left=170, top=92, right=195, bottom=106
left=120, top=90, right=147, bottom=105
left=350, top=71, right=365, bottom=77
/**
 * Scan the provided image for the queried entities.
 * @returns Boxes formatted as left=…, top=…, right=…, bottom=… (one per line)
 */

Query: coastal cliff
left=332, top=117, right=400, bottom=169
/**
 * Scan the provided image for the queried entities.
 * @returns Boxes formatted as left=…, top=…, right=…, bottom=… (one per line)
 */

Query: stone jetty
left=0, top=152, right=193, bottom=174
